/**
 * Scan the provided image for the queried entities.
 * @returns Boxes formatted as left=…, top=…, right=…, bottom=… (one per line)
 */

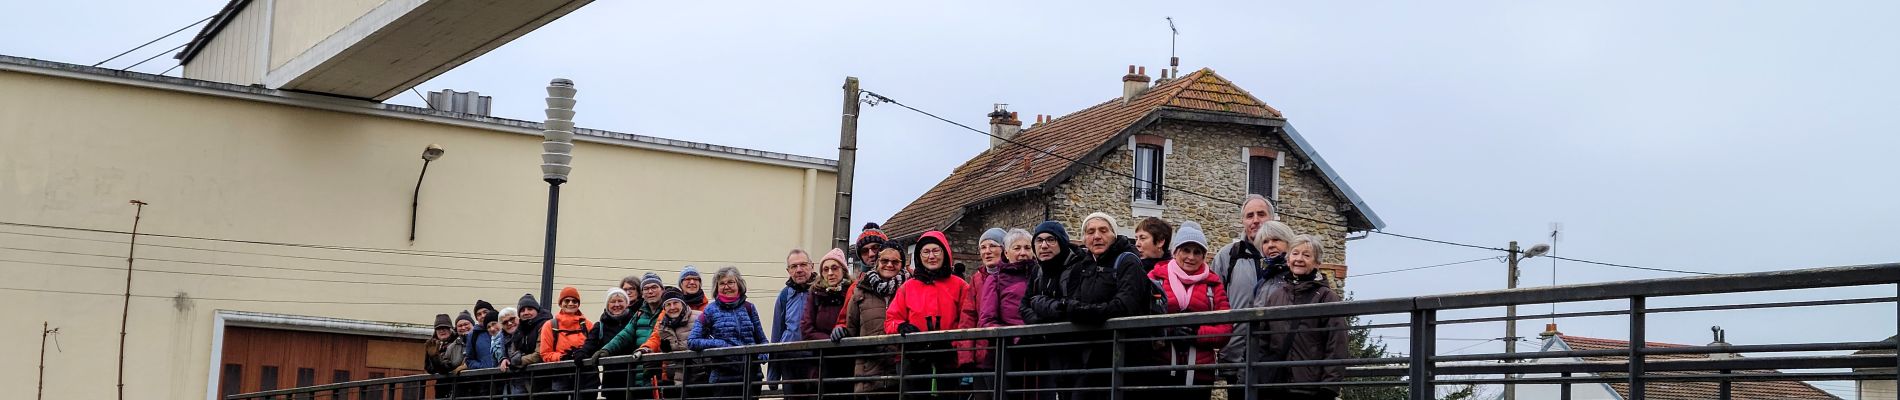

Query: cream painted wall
left=182, top=0, right=267, bottom=85
left=0, top=70, right=835, bottom=399
left=269, top=0, right=387, bottom=70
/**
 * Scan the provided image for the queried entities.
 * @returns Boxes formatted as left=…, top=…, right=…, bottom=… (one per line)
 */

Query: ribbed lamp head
left=541, top=78, right=577, bottom=182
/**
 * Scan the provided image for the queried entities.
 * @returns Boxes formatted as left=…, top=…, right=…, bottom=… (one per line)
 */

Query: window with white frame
left=1134, top=144, right=1164, bottom=203
left=1248, top=154, right=1275, bottom=199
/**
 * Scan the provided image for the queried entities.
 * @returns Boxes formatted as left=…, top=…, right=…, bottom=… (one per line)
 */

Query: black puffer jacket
left=1065, top=236, right=1152, bottom=324
left=1021, top=242, right=1086, bottom=325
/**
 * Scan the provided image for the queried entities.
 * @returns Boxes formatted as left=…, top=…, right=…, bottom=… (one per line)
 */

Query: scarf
left=662, top=309, right=690, bottom=329
left=1166, top=260, right=1213, bottom=312
left=680, top=289, right=706, bottom=307
left=785, top=276, right=812, bottom=292
left=861, top=271, right=905, bottom=297
left=1260, top=253, right=1289, bottom=283
left=914, top=262, right=952, bottom=283
left=812, top=274, right=849, bottom=300
left=488, top=331, right=506, bottom=363
left=717, top=294, right=741, bottom=304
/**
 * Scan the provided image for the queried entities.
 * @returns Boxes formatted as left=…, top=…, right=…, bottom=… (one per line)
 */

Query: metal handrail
left=226, top=262, right=1900, bottom=400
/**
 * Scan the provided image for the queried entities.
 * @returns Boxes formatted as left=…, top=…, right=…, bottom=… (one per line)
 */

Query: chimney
left=427, top=89, right=493, bottom=116
left=1122, top=65, right=1152, bottom=104
left=1538, top=323, right=1562, bottom=339
left=987, top=104, right=1022, bottom=149
left=1708, top=326, right=1738, bottom=360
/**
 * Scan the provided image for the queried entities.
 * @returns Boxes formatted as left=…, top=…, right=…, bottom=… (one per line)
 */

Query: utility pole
left=119, top=200, right=147, bottom=400
left=831, top=77, right=860, bottom=252
left=1504, top=240, right=1520, bottom=400
left=39, top=322, right=58, bottom=400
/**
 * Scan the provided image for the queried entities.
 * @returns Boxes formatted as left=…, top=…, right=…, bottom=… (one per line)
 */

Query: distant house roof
left=0, top=54, right=834, bottom=171
left=174, top=0, right=251, bottom=64
left=880, top=68, right=1383, bottom=239
left=1557, top=334, right=1841, bottom=400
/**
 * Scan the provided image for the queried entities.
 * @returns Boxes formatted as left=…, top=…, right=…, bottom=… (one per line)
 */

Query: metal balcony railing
left=228, top=262, right=1900, bottom=400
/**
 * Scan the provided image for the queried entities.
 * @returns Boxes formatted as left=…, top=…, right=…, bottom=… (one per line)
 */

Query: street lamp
left=409, top=144, right=446, bottom=242
left=540, top=78, right=576, bottom=306
left=1503, top=241, right=1551, bottom=400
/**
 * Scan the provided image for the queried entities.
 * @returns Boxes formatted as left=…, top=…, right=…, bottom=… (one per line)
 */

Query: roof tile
left=1558, top=335, right=1841, bottom=400
left=881, top=68, right=1282, bottom=238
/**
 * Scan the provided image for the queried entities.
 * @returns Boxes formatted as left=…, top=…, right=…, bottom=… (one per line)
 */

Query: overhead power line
left=1354, top=257, right=1501, bottom=278
left=855, top=90, right=1716, bottom=276
left=93, top=15, right=214, bottom=67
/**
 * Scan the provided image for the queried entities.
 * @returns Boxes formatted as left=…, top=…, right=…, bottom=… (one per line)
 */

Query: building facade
left=882, top=67, right=1383, bottom=286
left=0, top=56, right=835, bottom=400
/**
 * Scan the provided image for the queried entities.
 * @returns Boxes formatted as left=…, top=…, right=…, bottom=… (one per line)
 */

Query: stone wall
left=1045, top=119, right=1350, bottom=265
left=945, top=118, right=1356, bottom=287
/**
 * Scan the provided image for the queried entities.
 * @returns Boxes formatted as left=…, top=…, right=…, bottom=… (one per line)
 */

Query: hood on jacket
left=912, top=231, right=955, bottom=282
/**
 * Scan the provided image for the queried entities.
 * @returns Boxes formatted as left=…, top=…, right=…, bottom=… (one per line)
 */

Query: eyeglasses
left=502, top=319, right=518, bottom=325
left=1034, top=235, right=1060, bottom=242
left=559, top=299, right=580, bottom=304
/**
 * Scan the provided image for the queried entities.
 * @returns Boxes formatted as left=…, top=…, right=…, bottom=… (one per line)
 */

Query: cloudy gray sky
left=8, top=0, right=1897, bottom=396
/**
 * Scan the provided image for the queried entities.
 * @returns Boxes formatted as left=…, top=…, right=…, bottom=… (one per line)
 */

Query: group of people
left=420, top=195, right=1347, bottom=400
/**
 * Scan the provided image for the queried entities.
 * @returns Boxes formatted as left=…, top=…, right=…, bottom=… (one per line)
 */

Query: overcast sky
left=7, top=1, right=1897, bottom=396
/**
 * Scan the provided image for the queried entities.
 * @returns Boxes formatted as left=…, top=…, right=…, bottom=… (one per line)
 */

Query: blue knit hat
left=679, top=265, right=701, bottom=283
left=641, top=272, right=664, bottom=288
left=1033, top=220, right=1071, bottom=244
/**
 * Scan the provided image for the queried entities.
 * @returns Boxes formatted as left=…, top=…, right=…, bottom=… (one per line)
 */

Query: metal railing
left=229, top=262, right=1900, bottom=400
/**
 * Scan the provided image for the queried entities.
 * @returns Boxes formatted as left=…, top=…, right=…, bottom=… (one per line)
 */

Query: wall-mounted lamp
left=410, top=144, right=445, bottom=242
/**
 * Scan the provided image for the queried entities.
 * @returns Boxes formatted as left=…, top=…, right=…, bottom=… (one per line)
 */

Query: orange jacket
left=537, top=310, right=592, bottom=362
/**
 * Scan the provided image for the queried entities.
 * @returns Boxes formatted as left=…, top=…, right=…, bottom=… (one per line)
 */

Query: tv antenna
left=1165, top=17, right=1181, bottom=76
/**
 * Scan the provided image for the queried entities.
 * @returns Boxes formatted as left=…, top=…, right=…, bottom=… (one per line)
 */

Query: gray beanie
left=979, top=227, right=1007, bottom=246
left=1173, top=222, right=1209, bottom=254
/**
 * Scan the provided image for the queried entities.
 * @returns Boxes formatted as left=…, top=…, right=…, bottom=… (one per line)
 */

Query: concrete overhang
left=265, top=0, right=592, bottom=101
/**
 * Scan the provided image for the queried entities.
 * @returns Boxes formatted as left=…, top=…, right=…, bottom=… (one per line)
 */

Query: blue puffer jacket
left=688, top=297, right=767, bottom=383
left=463, top=330, right=507, bottom=369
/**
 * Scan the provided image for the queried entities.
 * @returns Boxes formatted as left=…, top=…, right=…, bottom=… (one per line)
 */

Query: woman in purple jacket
left=977, top=228, right=1037, bottom=394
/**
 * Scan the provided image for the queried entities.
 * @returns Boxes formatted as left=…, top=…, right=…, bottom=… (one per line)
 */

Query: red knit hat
left=559, top=286, right=580, bottom=302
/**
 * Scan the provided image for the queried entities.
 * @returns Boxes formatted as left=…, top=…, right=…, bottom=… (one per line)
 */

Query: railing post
left=743, top=353, right=755, bottom=400
left=815, top=348, right=825, bottom=400
left=1629, top=296, right=1646, bottom=400
left=1407, top=309, right=1437, bottom=400
left=1243, top=322, right=1256, bottom=400
left=1717, top=369, right=1731, bottom=400
left=993, top=338, right=1008, bottom=400
left=896, top=342, right=907, bottom=398
left=1559, top=371, right=1571, bottom=400
left=1110, top=329, right=1123, bottom=400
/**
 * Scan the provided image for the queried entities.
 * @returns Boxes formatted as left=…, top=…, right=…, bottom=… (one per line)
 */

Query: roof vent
left=427, top=89, right=493, bottom=116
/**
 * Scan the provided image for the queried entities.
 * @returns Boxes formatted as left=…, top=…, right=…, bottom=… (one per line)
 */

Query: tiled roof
left=879, top=68, right=1285, bottom=239
left=1558, top=335, right=1841, bottom=400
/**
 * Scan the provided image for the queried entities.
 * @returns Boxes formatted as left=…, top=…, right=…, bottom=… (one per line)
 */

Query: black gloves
left=830, top=326, right=850, bottom=343
left=589, top=350, right=607, bottom=366
left=896, top=322, right=922, bottom=335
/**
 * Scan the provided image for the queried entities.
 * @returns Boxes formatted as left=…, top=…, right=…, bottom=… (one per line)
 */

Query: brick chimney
left=988, top=104, right=1022, bottom=149
left=1122, top=65, right=1151, bottom=104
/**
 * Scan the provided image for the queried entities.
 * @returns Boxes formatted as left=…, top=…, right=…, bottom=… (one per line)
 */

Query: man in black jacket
left=1022, top=213, right=1153, bottom=400
left=502, top=293, right=553, bottom=398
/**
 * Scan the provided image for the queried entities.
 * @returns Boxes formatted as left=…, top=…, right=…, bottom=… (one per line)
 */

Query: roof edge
left=0, top=54, right=837, bottom=170
left=176, top=0, right=251, bottom=64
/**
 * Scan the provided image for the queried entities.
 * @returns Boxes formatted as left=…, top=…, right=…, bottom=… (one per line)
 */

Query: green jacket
left=602, top=302, right=661, bottom=355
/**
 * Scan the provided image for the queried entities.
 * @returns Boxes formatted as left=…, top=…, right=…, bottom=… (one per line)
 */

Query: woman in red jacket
left=884, top=230, right=972, bottom=397
left=1146, top=222, right=1233, bottom=398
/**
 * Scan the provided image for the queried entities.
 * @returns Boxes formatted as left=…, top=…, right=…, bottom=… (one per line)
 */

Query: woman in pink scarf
left=1145, top=221, right=1233, bottom=398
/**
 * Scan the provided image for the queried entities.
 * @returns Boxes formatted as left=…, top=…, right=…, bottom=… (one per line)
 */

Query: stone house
left=880, top=65, right=1384, bottom=287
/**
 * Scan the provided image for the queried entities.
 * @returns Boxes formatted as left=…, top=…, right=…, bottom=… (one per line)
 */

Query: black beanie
left=517, top=293, right=542, bottom=313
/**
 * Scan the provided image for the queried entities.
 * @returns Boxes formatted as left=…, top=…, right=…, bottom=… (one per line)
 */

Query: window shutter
left=1248, top=155, right=1275, bottom=198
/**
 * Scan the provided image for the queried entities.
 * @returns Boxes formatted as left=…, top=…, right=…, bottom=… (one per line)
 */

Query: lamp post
left=410, top=144, right=446, bottom=242
left=540, top=78, right=577, bottom=306
left=1504, top=241, right=1550, bottom=400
